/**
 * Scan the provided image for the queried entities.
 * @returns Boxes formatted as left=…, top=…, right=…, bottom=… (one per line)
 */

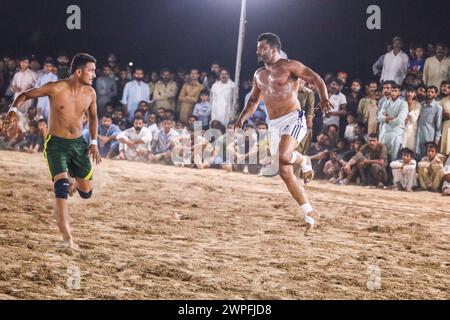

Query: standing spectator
left=98, top=114, right=121, bottom=158
left=148, top=71, right=159, bottom=98
left=117, top=116, right=153, bottom=161
left=95, top=65, right=117, bottom=117
left=56, top=52, right=70, bottom=80
left=10, top=57, right=37, bottom=113
left=117, top=69, right=130, bottom=100
left=439, top=81, right=450, bottom=155
left=296, top=85, right=315, bottom=154
left=193, top=89, right=212, bottom=130
left=417, top=143, right=445, bottom=192
left=344, top=113, right=358, bottom=141
left=357, top=80, right=378, bottom=126
left=378, top=83, right=408, bottom=161
left=442, top=157, right=450, bottom=196
left=372, top=42, right=393, bottom=77
left=345, top=79, right=363, bottom=117
left=390, top=148, right=417, bottom=192
left=153, top=68, right=178, bottom=112
left=210, top=68, right=235, bottom=126
left=380, top=36, right=409, bottom=86
left=408, top=44, right=426, bottom=78
left=35, top=58, right=57, bottom=121
left=323, top=78, right=347, bottom=131
left=415, top=86, right=443, bottom=157
left=416, top=84, right=427, bottom=103
left=346, top=133, right=388, bottom=187
left=403, top=86, right=422, bottom=153
left=178, top=69, right=204, bottom=124
left=121, top=67, right=150, bottom=122
left=423, top=43, right=450, bottom=92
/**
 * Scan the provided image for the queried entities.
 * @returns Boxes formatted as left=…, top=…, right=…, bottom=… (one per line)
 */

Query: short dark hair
left=435, top=42, right=446, bottom=48
left=354, top=137, right=366, bottom=146
left=256, top=121, right=268, bottom=129
left=406, top=86, right=416, bottom=92
left=400, top=148, right=414, bottom=157
left=29, top=120, right=38, bottom=128
left=103, top=113, right=113, bottom=120
left=427, top=85, right=438, bottom=93
left=382, top=80, right=396, bottom=87
left=440, top=80, right=450, bottom=87
left=188, top=115, right=198, bottom=120
left=20, top=56, right=30, bottom=62
left=133, top=115, right=144, bottom=122
left=37, top=118, right=47, bottom=125
left=69, top=53, right=96, bottom=75
left=368, top=133, right=378, bottom=140
left=161, top=116, right=173, bottom=123
left=199, top=89, right=210, bottom=96
left=391, top=83, right=400, bottom=90
left=425, top=142, right=438, bottom=151
left=257, top=32, right=281, bottom=52
left=356, top=121, right=366, bottom=129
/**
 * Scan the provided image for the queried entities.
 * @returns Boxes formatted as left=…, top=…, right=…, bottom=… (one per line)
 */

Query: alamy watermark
left=66, top=265, right=81, bottom=289
left=366, top=264, right=382, bottom=290
left=66, top=5, right=81, bottom=30
left=366, top=5, right=381, bottom=30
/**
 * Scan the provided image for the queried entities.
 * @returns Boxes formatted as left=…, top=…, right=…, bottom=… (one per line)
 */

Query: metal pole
left=233, top=0, right=247, bottom=116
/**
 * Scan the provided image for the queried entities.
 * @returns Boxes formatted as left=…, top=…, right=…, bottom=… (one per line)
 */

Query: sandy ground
left=0, top=150, right=449, bottom=300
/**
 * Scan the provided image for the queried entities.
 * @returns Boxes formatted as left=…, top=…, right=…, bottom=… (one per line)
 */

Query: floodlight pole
left=233, top=0, right=248, bottom=116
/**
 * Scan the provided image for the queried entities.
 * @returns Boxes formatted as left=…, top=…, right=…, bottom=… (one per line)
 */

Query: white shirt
left=210, top=79, right=235, bottom=126
left=117, top=127, right=153, bottom=160
left=323, top=92, right=347, bottom=128
left=380, top=50, right=409, bottom=85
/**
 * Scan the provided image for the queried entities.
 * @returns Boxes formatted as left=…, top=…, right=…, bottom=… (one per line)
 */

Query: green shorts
left=43, top=134, right=93, bottom=181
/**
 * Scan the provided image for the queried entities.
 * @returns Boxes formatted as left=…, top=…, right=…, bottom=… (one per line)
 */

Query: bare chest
left=50, top=91, right=92, bottom=116
left=256, top=69, right=298, bottom=96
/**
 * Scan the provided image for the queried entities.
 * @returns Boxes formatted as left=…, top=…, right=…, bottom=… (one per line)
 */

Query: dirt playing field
left=0, top=150, right=449, bottom=300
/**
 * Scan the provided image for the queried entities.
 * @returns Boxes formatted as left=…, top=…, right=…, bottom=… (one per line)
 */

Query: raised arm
left=288, top=60, right=332, bottom=113
left=234, top=72, right=262, bottom=129
left=3, top=82, right=57, bottom=130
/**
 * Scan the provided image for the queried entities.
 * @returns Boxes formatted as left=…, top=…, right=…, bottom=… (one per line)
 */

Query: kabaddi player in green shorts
left=3, top=53, right=102, bottom=251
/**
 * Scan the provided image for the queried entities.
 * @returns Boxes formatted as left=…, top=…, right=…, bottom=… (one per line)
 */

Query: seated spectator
left=336, top=137, right=366, bottom=185
left=149, top=117, right=180, bottom=164
left=174, top=126, right=213, bottom=169
left=327, top=124, right=339, bottom=148
left=37, top=119, right=48, bottom=152
left=345, top=133, right=388, bottom=187
left=156, top=107, right=166, bottom=123
left=192, top=89, right=212, bottom=130
left=98, top=114, right=121, bottom=158
left=145, top=112, right=159, bottom=137
left=20, top=120, right=42, bottom=153
left=0, top=118, right=23, bottom=150
left=344, top=113, right=357, bottom=141
left=323, top=149, right=340, bottom=181
left=390, top=147, right=417, bottom=192
left=229, top=124, right=262, bottom=175
left=354, top=121, right=368, bottom=142
left=137, top=100, right=150, bottom=120
left=104, top=102, right=115, bottom=117
left=309, top=132, right=332, bottom=178
left=442, top=156, right=450, bottom=196
left=112, top=108, right=130, bottom=131
left=116, top=116, right=153, bottom=161
left=417, top=142, right=446, bottom=192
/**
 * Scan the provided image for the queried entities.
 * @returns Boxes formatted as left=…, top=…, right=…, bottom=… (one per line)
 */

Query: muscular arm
left=87, top=91, right=98, bottom=142
left=235, top=74, right=261, bottom=126
left=289, top=60, right=329, bottom=103
left=11, top=82, right=56, bottom=109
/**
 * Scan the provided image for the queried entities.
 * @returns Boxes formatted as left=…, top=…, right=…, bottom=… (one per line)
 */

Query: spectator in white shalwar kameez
left=377, top=83, right=408, bottom=161
left=390, top=148, right=417, bottom=192
left=116, top=116, right=153, bottom=161
left=35, top=59, right=58, bottom=121
left=403, top=86, right=422, bottom=153
left=380, top=37, right=409, bottom=86
left=210, top=68, right=235, bottom=126
left=415, top=86, right=443, bottom=157
left=442, top=157, right=450, bottom=196
left=10, top=57, right=37, bottom=113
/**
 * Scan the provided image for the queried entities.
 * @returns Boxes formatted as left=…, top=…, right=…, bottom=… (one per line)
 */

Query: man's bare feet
left=56, top=239, right=80, bottom=251
left=68, top=177, right=77, bottom=197
left=304, top=210, right=320, bottom=236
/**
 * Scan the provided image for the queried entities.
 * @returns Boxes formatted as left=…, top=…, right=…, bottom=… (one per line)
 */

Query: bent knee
left=54, top=178, right=70, bottom=199
left=78, top=189, right=93, bottom=199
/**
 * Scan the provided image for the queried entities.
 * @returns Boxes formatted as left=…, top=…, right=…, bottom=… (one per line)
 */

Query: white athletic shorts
left=268, top=109, right=307, bottom=155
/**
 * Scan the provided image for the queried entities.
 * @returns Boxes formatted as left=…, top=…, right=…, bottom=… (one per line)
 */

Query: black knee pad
left=78, top=189, right=92, bottom=199
left=54, top=179, right=70, bottom=199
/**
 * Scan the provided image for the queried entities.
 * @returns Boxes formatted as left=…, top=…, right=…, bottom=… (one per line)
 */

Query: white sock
left=300, top=156, right=311, bottom=172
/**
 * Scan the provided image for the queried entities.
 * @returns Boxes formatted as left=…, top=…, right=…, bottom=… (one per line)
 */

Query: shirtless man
left=3, top=53, right=101, bottom=250
left=235, top=33, right=332, bottom=235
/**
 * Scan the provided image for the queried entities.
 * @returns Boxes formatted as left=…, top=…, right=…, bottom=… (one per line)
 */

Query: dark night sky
left=1, top=0, right=449, bottom=81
